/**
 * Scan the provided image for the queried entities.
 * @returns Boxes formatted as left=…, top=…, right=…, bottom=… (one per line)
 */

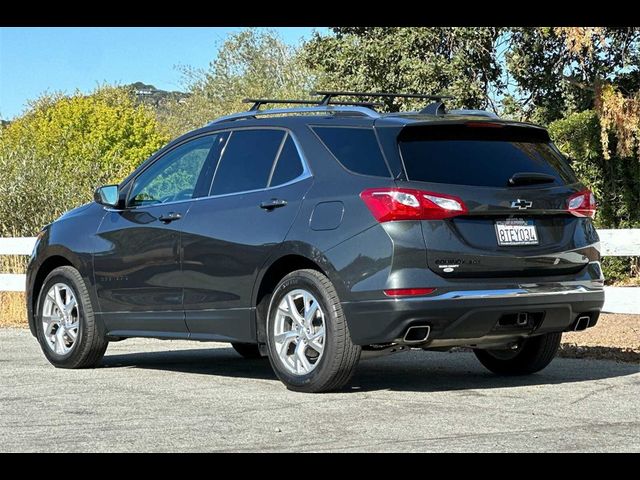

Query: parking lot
left=1, top=327, right=638, bottom=452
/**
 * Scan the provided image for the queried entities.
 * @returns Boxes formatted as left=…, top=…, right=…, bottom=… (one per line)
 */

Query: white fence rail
left=0, top=236, right=36, bottom=256
left=0, top=237, right=35, bottom=292
left=1, top=230, right=639, bottom=313
left=598, top=229, right=640, bottom=256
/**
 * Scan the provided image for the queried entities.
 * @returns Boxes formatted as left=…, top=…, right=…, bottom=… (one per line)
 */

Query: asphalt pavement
left=1, top=328, right=638, bottom=452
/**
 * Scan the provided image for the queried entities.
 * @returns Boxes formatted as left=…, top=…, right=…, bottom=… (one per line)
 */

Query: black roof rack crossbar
left=243, top=98, right=383, bottom=111
left=310, top=90, right=453, bottom=106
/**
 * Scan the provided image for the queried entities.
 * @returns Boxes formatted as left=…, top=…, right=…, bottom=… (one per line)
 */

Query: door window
left=128, top=135, right=218, bottom=207
left=210, top=129, right=286, bottom=196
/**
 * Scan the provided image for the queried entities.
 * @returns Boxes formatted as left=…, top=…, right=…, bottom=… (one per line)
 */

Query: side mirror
left=94, top=185, right=120, bottom=208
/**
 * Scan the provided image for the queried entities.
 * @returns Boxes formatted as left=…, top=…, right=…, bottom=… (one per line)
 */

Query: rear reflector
left=384, top=288, right=436, bottom=297
left=567, top=189, right=597, bottom=218
left=360, top=188, right=467, bottom=222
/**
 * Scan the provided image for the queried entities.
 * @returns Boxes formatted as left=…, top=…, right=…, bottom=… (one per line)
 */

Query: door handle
left=159, top=212, right=182, bottom=223
left=260, top=199, right=288, bottom=210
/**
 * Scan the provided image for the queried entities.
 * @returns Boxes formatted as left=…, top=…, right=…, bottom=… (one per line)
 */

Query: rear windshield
left=398, top=124, right=577, bottom=187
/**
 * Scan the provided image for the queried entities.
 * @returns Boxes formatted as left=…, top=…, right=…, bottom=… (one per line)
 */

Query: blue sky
left=0, top=27, right=326, bottom=120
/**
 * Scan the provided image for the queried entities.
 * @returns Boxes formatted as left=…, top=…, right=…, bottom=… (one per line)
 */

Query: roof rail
left=207, top=105, right=381, bottom=125
left=243, top=98, right=383, bottom=111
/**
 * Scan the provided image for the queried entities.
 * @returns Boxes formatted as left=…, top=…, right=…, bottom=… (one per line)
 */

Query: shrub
left=549, top=110, right=640, bottom=282
left=0, top=87, right=168, bottom=237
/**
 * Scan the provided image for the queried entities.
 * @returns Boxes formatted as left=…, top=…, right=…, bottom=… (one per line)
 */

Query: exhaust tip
left=403, top=325, right=431, bottom=344
left=574, top=315, right=591, bottom=331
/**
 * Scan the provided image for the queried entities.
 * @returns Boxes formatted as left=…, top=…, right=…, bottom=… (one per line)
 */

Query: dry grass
left=560, top=313, right=640, bottom=363
left=613, top=277, right=640, bottom=286
left=0, top=292, right=27, bottom=327
left=1, top=255, right=28, bottom=327
left=1, top=255, right=29, bottom=327
left=0, top=255, right=29, bottom=274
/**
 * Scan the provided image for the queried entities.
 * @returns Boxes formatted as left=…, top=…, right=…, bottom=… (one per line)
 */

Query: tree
left=0, top=86, right=168, bottom=236
left=506, top=28, right=640, bottom=126
left=160, top=29, right=318, bottom=138
left=302, top=27, right=505, bottom=111
left=549, top=110, right=640, bottom=282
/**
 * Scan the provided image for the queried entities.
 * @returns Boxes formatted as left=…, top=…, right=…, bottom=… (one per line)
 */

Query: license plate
left=495, top=219, right=539, bottom=246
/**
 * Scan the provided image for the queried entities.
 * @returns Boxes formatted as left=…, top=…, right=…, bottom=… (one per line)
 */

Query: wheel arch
left=252, top=250, right=340, bottom=346
left=28, top=254, right=77, bottom=336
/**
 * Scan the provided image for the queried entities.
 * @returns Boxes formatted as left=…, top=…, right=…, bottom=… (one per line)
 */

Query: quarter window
left=210, top=129, right=286, bottom=196
left=312, top=126, right=390, bottom=177
left=269, top=135, right=305, bottom=187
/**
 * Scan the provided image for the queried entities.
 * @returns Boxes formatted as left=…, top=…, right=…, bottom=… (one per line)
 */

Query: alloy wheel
left=42, top=283, right=80, bottom=355
left=273, top=289, right=326, bottom=375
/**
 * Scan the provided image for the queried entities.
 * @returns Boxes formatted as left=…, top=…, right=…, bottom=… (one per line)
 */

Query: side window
left=210, top=129, right=285, bottom=196
left=269, top=134, right=305, bottom=187
left=312, top=126, right=390, bottom=177
left=129, top=135, right=216, bottom=207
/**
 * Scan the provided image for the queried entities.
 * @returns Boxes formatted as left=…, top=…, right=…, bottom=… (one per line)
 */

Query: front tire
left=474, top=332, right=562, bottom=375
left=36, top=266, right=108, bottom=369
left=266, top=269, right=361, bottom=393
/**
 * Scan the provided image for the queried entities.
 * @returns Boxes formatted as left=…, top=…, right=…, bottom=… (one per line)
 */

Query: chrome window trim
left=125, top=132, right=223, bottom=208
left=111, top=127, right=312, bottom=212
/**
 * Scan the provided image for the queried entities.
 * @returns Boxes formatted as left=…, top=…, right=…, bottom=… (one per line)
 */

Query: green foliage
left=159, top=29, right=317, bottom=138
left=601, top=257, right=639, bottom=284
left=549, top=110, right=640, bottom=282
left=0, top=86, right=168, bottom=236
left=302, top=27, right=504, bottom=112
left=1, top=27, right=638, bottom=283
left=506, top=27, right=640, bottom=124
left=549, top=110, right=640, bottom=230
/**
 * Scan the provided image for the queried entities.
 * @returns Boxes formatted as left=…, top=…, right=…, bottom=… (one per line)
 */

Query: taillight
left=567, top=189, right=597, bottom=218
left=360, top=188, right=467, bottom=222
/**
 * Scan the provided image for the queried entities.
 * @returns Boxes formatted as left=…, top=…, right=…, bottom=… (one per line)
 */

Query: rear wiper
left=508, top=172, right=556, bottom=186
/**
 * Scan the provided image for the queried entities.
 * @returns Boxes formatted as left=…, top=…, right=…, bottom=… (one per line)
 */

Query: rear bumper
left=342, top=284, right=604, bottom=347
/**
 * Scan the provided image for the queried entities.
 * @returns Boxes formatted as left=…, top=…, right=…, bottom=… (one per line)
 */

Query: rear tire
left=231, top=342, right=263, bottom=359
left=266, top=269, right=361, bottom=393
left=474, top=332, right=562, bottom=375
left=35, top=266, right=108, bottom=369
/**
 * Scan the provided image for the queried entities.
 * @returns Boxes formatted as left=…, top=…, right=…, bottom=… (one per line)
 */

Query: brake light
left=360, top=188, right=467, bottom=222
left=384, top=288, right=436, bottom=297
left=567, top=190, right=597, bottom=218
left=464, top=121, right=504, bottom=128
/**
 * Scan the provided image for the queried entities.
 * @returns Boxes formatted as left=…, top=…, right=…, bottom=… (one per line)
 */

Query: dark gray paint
left=26, top=112, right=605, bottom=349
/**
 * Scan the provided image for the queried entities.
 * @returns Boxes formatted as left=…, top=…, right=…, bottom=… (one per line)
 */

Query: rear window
left=313, top=126, right=390, bottom=177
left=398, top=124, right=577, bottom=187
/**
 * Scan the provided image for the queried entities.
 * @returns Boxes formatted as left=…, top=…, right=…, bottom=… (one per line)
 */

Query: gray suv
left=26, top=91, right=604, bottom=392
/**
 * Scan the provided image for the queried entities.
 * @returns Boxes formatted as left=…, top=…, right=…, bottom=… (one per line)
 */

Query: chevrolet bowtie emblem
left=511, top=199, right=533, bottom=209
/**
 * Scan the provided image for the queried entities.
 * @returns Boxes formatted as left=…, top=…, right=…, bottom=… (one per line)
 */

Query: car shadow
left=100, top=346, right=640, bottom=393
